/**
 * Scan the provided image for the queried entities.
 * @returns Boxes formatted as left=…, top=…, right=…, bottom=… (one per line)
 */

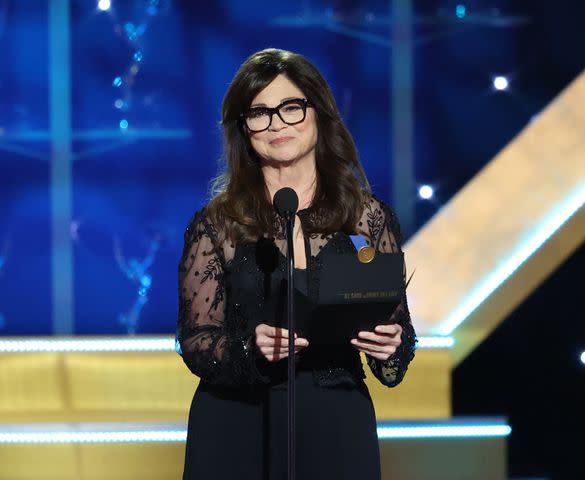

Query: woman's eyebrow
left=250, top=97, right=299, bottom=108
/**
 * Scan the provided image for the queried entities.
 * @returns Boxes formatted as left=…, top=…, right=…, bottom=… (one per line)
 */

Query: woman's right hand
left=254, top=324, right=310, bottom=362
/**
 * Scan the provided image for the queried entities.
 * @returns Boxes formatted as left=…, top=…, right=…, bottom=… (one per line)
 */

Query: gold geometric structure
left=0, top=341, right=482, bottom=480
left=404, top=70, right=585, bottom=365
left=0, top=342, right=450, bottom=423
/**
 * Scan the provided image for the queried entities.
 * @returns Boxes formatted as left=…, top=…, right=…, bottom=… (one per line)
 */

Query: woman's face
left=246, top=74, right=318, bottom=166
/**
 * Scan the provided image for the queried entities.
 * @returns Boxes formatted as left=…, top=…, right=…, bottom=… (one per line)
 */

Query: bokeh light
left=419, top=185, right=434, bottom=200
left=493, top=75, right=509, bottom=91
left=97, top=0, right=111, bottom=12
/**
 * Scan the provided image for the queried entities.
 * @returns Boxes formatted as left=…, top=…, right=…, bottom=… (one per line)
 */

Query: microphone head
left=273, top=187, right=299, bottom=217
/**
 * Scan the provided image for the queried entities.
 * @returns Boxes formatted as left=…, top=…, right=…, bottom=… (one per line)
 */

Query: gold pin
left=357, top=246, right=375, bottom=263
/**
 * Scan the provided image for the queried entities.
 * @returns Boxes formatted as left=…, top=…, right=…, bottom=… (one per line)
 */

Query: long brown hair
left=207, top=48, right=370, bottom=246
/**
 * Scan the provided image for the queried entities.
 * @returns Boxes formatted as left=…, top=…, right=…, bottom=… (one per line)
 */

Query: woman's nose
left=268, top=112, right=287, bottom=131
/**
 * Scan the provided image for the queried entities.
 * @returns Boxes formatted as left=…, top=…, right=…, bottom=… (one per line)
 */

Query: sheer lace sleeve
left=358, top=196, right=417, bottom=387
left=177, top=210, right=267, bottom=387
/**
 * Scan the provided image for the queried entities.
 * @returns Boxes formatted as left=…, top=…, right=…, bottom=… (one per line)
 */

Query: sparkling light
left=493, top=76, right=509, bottom=91
left=437, top=183, right=585, bottom=335
left=112, top=76, right=123, bottom=87
left=119, top=119, right=129, bottom=130
left=419, top=185, right=434, bottom=200
left=455, top=5, right=466, bottom=19
left=97, top=0, right=111, bottom=12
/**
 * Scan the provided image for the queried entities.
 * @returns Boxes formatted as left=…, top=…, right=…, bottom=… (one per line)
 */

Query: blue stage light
left=419, top=185, right=434, bottom=200
left=124, top=22, right=137, bottom=40
left=97, top=0, right=111, bottom=12
left=112, top=76, right=123, bottom=87
left=146, top=0, right=160, bottom=16
left=119, top=119, right=129, bottom=130
left=140, top=274, right=152, bottom=289
left=133, top=51, right=143, bottom=62
left=493, top=76, right=509, bottom=91
left=456, top=5, right=466, bottom=19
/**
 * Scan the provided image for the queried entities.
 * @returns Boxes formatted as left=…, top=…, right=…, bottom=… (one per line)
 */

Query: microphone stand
left=284, top=211, right=296, bottom=480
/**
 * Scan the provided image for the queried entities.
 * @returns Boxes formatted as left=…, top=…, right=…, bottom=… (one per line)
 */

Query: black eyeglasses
left=242, top=98, right=312, bottom=133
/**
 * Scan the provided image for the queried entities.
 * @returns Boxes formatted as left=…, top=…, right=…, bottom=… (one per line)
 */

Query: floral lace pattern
left=177, top=194, right=417, bottom=388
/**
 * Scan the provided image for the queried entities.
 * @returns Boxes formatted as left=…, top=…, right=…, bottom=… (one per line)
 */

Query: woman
left=178, top=48, right=416, bottom=479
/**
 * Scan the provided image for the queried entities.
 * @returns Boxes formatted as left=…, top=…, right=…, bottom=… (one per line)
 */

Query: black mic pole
left=273, top=187, right=299, bottom=480
left=284, top=210, right=296, bottom=480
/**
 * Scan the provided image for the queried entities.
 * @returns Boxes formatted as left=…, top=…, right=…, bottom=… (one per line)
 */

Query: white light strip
left=0, top=336, right=452, bottom=353
left=0, top=423, right=510, bottom=443
left=377, top=424, right=512, bottom=439
left=437, top=183, right=585, bottom=335
left=416, top=336, right=454, bottom=348
left=0, top=431, right=187, bottom=444
left=0, top=338, right=175, bottom=353
left=580, top=352, right=585, bottom=365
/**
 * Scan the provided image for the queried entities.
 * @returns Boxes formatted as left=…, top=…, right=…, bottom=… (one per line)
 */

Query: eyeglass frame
left=240, top=97, right=313, bottom=133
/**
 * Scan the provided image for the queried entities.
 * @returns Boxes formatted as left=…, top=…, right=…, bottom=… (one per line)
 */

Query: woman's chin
left=264, top=153, right=300, bottom=166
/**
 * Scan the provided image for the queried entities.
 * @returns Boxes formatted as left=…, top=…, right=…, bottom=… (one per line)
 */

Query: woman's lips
left=270, top=136, right=294, bottom=146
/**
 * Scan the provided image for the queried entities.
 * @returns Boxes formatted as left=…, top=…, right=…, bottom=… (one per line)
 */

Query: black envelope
left=301, top=251, right=405, bottom=344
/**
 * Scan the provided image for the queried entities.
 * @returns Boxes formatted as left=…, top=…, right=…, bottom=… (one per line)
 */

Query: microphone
left=273, top=187, right=299, bottom=219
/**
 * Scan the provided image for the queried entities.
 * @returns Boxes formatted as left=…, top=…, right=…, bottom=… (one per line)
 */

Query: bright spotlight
left=455, top=5, right=466, bottom=19
left=493, top=76, right=509, bottom=91
left=419, top=185, right=434, bottom=200
left=97, top=0, right=111, bottom=11
left=580, top=351, right=585, bottom=365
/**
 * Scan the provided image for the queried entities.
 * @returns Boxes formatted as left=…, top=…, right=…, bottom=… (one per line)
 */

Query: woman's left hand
left=350, top=324, right=403, bottom=361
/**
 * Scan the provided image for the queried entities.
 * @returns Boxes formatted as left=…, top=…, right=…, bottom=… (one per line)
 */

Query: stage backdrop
left=0, top=0, right=556, bottom=335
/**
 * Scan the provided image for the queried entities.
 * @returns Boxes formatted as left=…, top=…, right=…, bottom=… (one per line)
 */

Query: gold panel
left=452, top=205, right=585, bottom=365
left=380, top=437, right=506, bottom=480
left=78, top=443, right=184, bottom=480
left=0, top=435, right=504, bottom=480
left=0, top=444, right=78, bottom=480
left=0, top=346, right=449, bottom=422
left=363, top=349, right=451, bottom=419
left=65, top=352, right=195, bottom=412
left=0, top=353, right=64, bottom=412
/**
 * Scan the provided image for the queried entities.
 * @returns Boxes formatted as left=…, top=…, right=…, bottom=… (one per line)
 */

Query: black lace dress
left=178, top=195, right=416, bottom=480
